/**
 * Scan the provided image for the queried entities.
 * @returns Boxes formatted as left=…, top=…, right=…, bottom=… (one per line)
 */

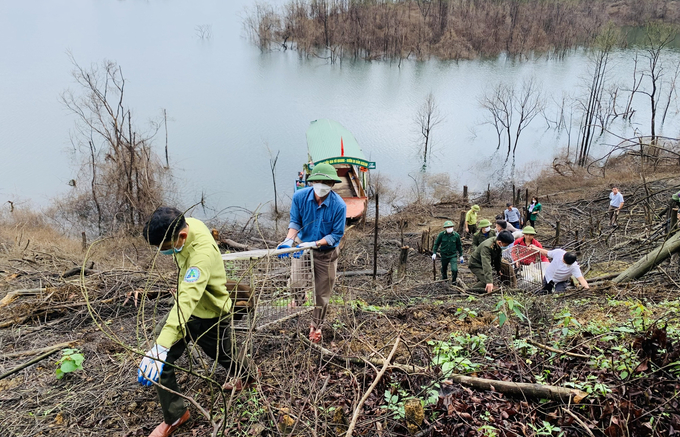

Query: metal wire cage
left=222, top=247, right=315, bottom=331
left=501, top=245, right=546, bottom=291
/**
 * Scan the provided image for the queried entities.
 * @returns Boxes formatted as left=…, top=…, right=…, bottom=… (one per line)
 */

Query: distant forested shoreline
left=244, top=0, right=680, bottom=61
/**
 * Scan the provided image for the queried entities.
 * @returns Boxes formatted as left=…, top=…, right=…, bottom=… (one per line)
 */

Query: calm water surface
left=2, top=0, right=679, bottom=218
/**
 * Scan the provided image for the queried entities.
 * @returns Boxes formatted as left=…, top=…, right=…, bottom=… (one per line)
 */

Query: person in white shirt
left=530, top=247, right=589, bottom=293
left=608, top=187, right=624, bottom=227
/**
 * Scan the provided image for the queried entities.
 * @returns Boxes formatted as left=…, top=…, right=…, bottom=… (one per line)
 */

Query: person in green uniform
left=467, top=230, right=515, bottom=293
left=432, top=221, right=464, bottom=283
left=471, top=219, right=496, bottom=251
left=464, top=205, right=481, bottom=237
left=528, top=197, right=542, bottom=227
left=137, top=207, right=255, bottom=437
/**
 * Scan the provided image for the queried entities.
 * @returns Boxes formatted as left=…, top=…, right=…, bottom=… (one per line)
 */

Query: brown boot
left=148, top=410, right=190, bottom=437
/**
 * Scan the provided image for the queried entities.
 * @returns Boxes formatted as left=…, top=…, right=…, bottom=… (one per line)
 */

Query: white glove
left=459, top=256, right=464, bottom=264
left=137, top=344, right=169, bottom=386
left=297, top=241, right=319, bottom=249
left=432, top=254, right=437, bottom=260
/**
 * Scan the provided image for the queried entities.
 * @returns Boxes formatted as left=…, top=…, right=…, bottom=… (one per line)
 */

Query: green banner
left=316, top=157, right=376, bottom=169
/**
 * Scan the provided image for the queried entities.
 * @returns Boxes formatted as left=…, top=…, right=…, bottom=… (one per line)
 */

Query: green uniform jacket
left=530, top=203, right=542, bottom=220
left=157, top=218, right=231, bottom=348
left=472, top=229, right=496, bottom=250
left=468, top=238, right=502, bottom=284
left=465, top=209, right=478, bottom=225
left=433, top=231, right=463, bottom=258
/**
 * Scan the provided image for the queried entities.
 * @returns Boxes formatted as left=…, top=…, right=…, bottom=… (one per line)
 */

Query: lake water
left=2, top=0, right=679, bottom=219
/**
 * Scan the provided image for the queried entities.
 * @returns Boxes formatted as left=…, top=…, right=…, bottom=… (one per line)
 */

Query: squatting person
left=138, top=207, right=256, bottom=437
left=277, top=163, right=346, bottom=344
left=432, top=220, right=464, bottom=284
left=468, top=230, right=515, bottom=293
left=531, top=246, right=589, bottom=293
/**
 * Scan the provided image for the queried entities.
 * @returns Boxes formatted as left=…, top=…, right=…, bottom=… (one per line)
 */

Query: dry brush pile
left=1, top=171, right=680, bottom=436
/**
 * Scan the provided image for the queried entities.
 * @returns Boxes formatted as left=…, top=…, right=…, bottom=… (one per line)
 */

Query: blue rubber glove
left=276, top=239, right=295, bottom=258
left=459, top=256, right=465, bottom=264
left=294, top=241, right=318, bottom=258
left=137, top=344, right=169, bottom=386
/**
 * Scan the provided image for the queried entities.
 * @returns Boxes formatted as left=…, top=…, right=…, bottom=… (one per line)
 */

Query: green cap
left=673, top=192, right=680, bottom=201
left=478, top=219, right=491, bottom=228
left=522, top=226, right=536, bottom=235
left=471, top=205, right=480, bottom=211
left=307, top=163, right=342, bottom=183
left=443, top=220, right=455, bottom=228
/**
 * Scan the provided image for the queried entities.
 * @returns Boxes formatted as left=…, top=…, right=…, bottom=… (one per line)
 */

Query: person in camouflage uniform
left=468, top=230, right=514, bottom=293
left=471, top=219, right=496, bottom=251
left=432, top=220, right=464, bottom=283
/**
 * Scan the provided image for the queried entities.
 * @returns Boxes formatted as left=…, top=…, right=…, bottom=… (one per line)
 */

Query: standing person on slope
left=277, top=163, right=346, bottom=344
left=432, top=220, right=464, bottom=284
left=464, top=205, right=481, bottom=237
left=138, top=207, right=256, bottom=437
left=527, top=197, right=542, bottom=227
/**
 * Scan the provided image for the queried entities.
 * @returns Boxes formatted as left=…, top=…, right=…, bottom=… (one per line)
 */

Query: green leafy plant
left=478, top=425, right=499, bottom=437
left=553, top=310, right=581, bottom=337
left=528, top=420, right=563, bottom=436
left=456, top=307, right=478, bottom=320
left=381, top=384, right=408, bottom=419
left=55, top=348, right=85, bottom=379
left=495, top=295, right=526, bottom=327
left=429, top=333, right=487, bottom=376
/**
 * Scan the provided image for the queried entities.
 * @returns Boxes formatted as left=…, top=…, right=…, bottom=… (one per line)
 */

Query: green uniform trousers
left=468, top=264, right=487, bottom=289
left=440, top=255, right=459, bottom=282
left=154, top=316, right=254, bottom=425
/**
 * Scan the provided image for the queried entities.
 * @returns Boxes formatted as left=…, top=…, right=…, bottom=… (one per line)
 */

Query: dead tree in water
left=481, top=79, right=543, bottom=162
left=575, top=26, right=618, bottom=167
left=638, top=23, right=677, bottom=144
left=415, top=92, right=443, bottom=171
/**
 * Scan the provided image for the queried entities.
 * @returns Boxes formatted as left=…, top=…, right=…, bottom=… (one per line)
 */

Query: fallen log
left=338, top=269, right=389, bottom=278
left=0, top=288, right=45, bottom=307
left=307, top=338, right=588, bottom=403
left=0, top=342, right=77, bottom=381
left=613, top=231, right=680, bottom=283
left=445, top=375, right=588, bottom=403
left=1, top=340, right=77, bottom=359
left=223, top=239, right=253, bottom=251
left=62, top=267, right=97, bottom=279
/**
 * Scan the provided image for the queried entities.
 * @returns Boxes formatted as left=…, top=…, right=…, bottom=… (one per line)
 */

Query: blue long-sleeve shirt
left=289, top=187, right=346, bottom=248
left=504, top=207, right=521, bottom=223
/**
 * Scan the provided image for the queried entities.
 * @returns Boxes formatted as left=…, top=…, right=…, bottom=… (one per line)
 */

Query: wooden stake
left=486, top=183, right=491, bottom=203
left=463, top=185, right=468, bottom=202
left=457, top=211, right=466, bottom=235
left=555, top=220, right=561, bottom=245
left=398, top=246, right=409, bottom=278
left=372, top=192, right=379, bottom=281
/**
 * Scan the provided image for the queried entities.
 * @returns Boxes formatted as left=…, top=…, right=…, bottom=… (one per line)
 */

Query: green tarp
left=306, top=119, right=376, bottom=169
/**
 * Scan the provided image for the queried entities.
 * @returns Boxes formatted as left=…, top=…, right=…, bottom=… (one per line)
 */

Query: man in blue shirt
left=504, top=203, right=521, bottom=229
left=609, top=187, right=624, bottom=227
left=278, top=163, right=346, bottom=343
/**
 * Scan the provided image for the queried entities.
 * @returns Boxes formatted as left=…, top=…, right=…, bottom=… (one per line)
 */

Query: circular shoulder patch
left=184, top=267, right=201, bottom=283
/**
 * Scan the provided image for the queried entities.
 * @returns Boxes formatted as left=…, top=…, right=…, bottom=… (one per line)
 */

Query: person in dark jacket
left=432, top=220, right=464, bottom=283
left=472, top=219, right=496, bottom=251
left=468, top=231, right=515, bottom=293
left=527, top=197, right=542, bottom=227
